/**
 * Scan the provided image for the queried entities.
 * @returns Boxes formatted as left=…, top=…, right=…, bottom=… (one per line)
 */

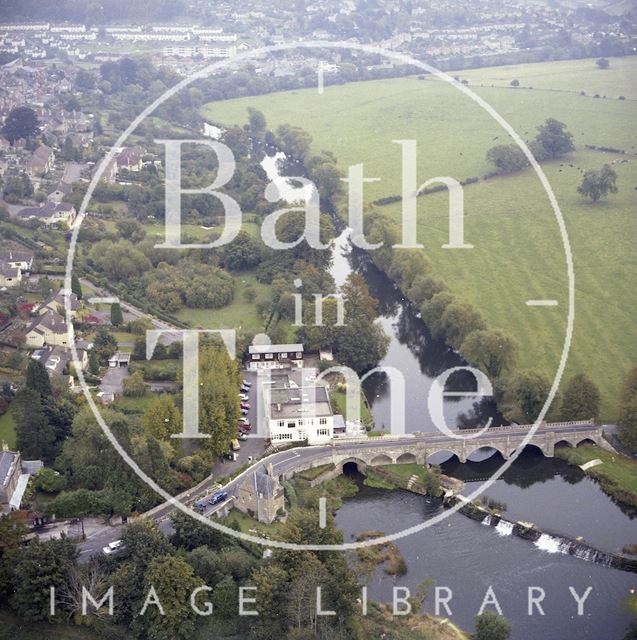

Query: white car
left=102, top=539, right=123, bottom=555
left=239, top=393, right=249, bottom=401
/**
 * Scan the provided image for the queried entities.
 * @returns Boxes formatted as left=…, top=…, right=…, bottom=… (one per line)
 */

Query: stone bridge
left=294, top=421, right=604, bottom=477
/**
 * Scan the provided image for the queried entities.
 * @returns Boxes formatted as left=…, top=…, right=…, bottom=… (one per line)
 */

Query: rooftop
left=249, top=343, right=303, bottom=355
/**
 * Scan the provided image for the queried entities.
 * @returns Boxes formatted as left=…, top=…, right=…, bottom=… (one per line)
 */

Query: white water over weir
left=535, top=533, right=571, bottom=555
left=495, top=520, right=514, bottom=536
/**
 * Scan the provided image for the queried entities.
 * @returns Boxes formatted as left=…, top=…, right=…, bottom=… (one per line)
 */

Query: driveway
left=100, top=366, right=129, bottom=395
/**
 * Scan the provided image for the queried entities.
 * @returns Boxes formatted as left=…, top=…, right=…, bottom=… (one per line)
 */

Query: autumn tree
left=142, top=394, right=182, bottom=441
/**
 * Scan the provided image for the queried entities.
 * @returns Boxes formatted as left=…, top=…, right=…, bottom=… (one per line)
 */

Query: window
left=280, top=352, right=287, bottom=358
left=251, top=354, right=259, bottom=360
left=265, top=353, right=273, bottom=359
left=287, top=421, right=296, bottom=429
left=296, top=352, right=302, bottom=358
left=298, top=419, right=304, bottom=426
left=278, top=420, right=285, bottom=427
left=319, top=418, right=327, bottom=425
left=318, top=428, right=330, bottom=436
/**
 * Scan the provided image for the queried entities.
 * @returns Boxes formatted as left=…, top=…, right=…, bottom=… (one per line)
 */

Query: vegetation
left=559, top=373, right=601, bottom=421
left=472, top=611, right=512, bottom=640
left=618, top=367, right=637, bottom=453
left=555, top=445, right=637, bottom=508
left=577, top=164, right=618, bottom=201
left=1, top=106, right=40, bottom=145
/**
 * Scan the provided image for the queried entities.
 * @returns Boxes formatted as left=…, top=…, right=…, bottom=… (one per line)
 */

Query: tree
left=532, top=118, right=574, bottom=160
left=577, top=164, right=618, bottom=202
left=142, top=394, right=182, bottom=441
left=70, top=273, right=83, bottom=300
left=33, top=467, right=65, bottom=493
left=560, top=373, right=601, bottom=421
left=137, top=556, right=200, bottom=640
left=170, top=511, right=223, bottom=551
left=502, top=370, right=553, bottom=423
left=596, top=58, right=610, bottom=69
left=1, top=106, right=40, bottom=144
left=247, top=107, right=267, bottom=134
left=486, top=144, right=528, bottom=173
left=13, top=389, right=56, bottom=461
left=438, top=302, right=485, bottom=350
left=25, top=358, right=52, bottom=395
left=88, top=349, right=100, bottom=375
left=93, top=327, right=117, bottom=365
left=618, top=367, right=637, bottom=453
left=510, top=79, right=520, bottom=87
left=123, top=370, right=148, bottom=397
left=461, top=329, right=518, bottom=379
left=110, top=302, right=124, bottom=326
left=11, top=537, right=78, bottom=621
left=472, top=611, right=511, bottom=640
left=0, top=512, right=27, bottom=597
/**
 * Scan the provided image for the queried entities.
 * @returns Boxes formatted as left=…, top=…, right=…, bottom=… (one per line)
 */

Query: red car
left=240, top=402, right=251, bottom=410
left=239, top=423, right=252, bottom=432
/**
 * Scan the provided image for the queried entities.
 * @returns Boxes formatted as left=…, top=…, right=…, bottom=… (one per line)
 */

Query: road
left=79, top=421, right=600, bottom=558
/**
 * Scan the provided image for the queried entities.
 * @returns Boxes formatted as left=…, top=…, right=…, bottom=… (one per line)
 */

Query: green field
left=175, top=271, right=271, bottom=333
left=204, top=57, right=637, bottom=420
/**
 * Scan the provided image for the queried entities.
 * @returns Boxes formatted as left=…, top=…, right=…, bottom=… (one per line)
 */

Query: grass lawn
left=221, top=508, right=288, bottom=539
left=555, top=444, right=637, bottom=506
left=0, top=405, right=16, bottom=449
left=113, top=393, right=156, bottom=413
left=329, top=387, right=374, bottom=427
left=175, top=270, right=270, bottom=333
left=205, top=57, right=637, bottom=420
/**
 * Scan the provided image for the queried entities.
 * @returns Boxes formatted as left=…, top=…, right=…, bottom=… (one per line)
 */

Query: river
left=264, top=150, right=637, bottom=639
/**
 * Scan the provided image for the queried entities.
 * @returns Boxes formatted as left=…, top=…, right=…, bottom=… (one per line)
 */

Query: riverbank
left=555, top=445, right=637, bottom=509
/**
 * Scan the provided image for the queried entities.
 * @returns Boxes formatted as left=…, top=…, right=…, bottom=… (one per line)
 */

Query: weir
left=444, top=494, right=637, bottom=574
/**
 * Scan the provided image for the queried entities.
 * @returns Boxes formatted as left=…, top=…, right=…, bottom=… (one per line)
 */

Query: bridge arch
left=576, top=437, right=597, bottom=448
left=396, top=452, right=418, bottom=465
left=554, top=439, right=574, bottom=450
left=340, top=458, right=368, bottom=475
left=466, top=446, right=506, bottom=461
left=427, top=450, right=461, bottom=465
left=370, top=453, right=393, bottom=466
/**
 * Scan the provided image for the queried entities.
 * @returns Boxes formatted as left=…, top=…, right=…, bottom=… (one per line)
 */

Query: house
left=31, top=345, right=87, bottom=389
left=47, top=181, right=72, bottom=203
left=25, top=144, right=54, bottom=177
left=24, top=310, right=69, bottom=348
left=0, top=247, right=34, bottom=272
left=0, top=449, right=22, bottom=512
left=263, top=366, right=334, bottom=444
left=1, top=448, right=43, bottom=513
left=108, top=351, right=130, bottom=368
left=116, top=146, right=145, bottom=172
left=0, top=260, right=22, bottom=288
left=247, top=343, right=304, bottom=370
left=17, top=201, right=77, bottom=226
left=235, top=463, right=285, bottom=524
left=37, top=288, right=79, bottom=318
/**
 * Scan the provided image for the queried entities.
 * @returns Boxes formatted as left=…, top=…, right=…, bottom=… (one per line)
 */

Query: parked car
left=209, top=491, right=228, bottom=505
left=242, top=379, right=252, bottom=387
left=239, top=393, right=248, bottom=401
left=240, top=408, right=249, bottom=415
left=231, top=438, right=241, bottom=451
left=238, top=432, right=248, bottom=441
left=240, top=385, right=250, bottom=393
left=241, top=402, right=251, bottom=410
left=193, top=500, right=207, bottom=512
left=102, top=540, right=123, bottom=555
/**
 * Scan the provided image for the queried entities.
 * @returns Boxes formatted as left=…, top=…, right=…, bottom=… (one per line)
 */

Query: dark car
left=209, top=491, right=228, bottom=505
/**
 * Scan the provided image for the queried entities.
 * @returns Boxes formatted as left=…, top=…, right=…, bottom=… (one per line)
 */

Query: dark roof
left=253, top=470, right=279, bottom=499
left=27, top=310, right=68, bottom=335
left=0, top=451, right=18, bottom=489
left=40, top=288, right=79, bottom=311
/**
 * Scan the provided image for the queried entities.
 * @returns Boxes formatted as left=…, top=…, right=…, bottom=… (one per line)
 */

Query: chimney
left=266, top=462, right=274, bottom=477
